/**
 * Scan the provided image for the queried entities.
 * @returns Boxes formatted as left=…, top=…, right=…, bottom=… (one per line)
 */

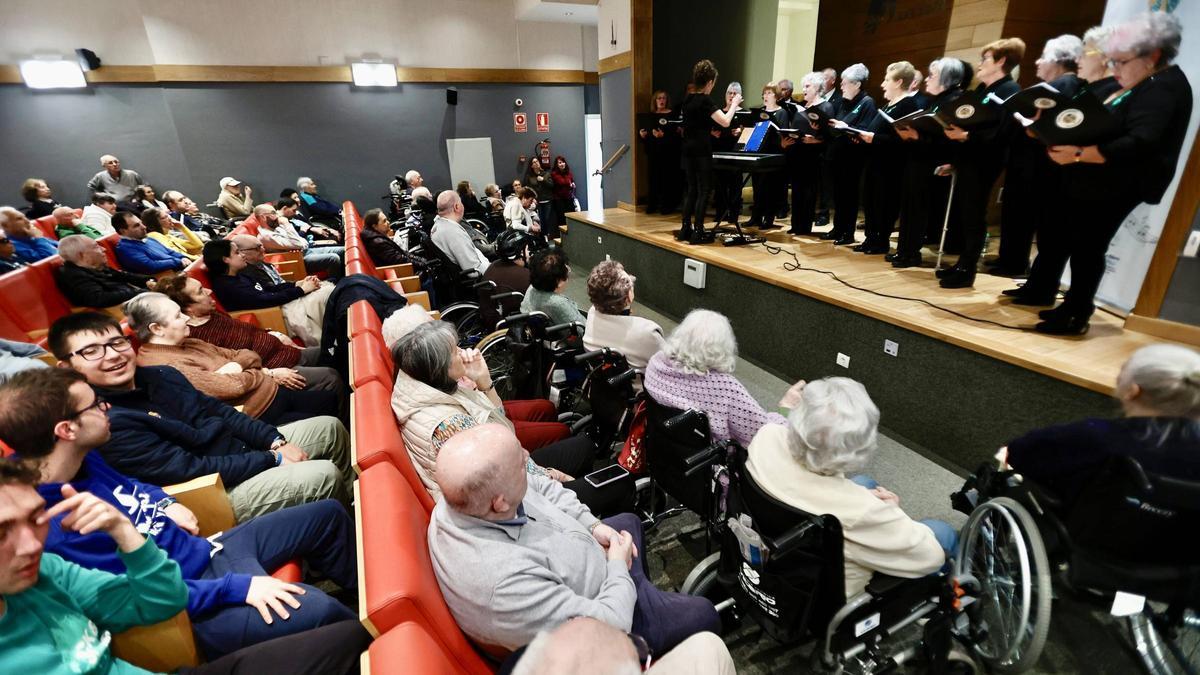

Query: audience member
left=112, top=211, right=187, bottom=273
left=0, top=338, right=48, bottom=382
left=0, top=207, right=57, bottom=263
left=125, top=293, right=338, bottom=425
left=524, top=158, right=556, bottom=231
left=391, top=320, right=632, bottom=515
left=0, top=227, right=28, bottom=274
left=480, top=230, right=531, bottom=330
left=80, top=193, right=119, bottom=236
left=745, top=377, right=951, bottom=597
left=0, top=368, right=359, bottom=660
left=645, top=309, right=789, bottom=448
left=361, top=208, right=411, bottom=266
left=431, top=190, right=490, bottom=275
left=504, top=187, right=542, bottom=237
left=205, top=238, right=333, bottom=346
left=20, top=177, right=60, bottom=219
left=520, top=247, right=581, bottom=326
left=506, top=617, right=735, bottom=675
left=405, top=169, right=424, bottom=196
left=164, top=190, right=228, bottom=240
left=159, top=273, right=343, bottom=392
left=217, top=177, right=254, bottom=219
left=549, top=155, right=576, bottom=228
left=141, top=206, right=201, bottom=259
left=255, top=204, right=343, bottom=278
left=296, top=177, right=341, bottom=220
left=428, top=424, right=719, bottom=654
left=54, top=235, right=155, bottom=308
left=1006, top=344, right=1200, bottom=512
left=583, top=261, right=664, bottom=368
left=51, top=206, right=102, bottom=239
left=275, top=197, right=342, bottom=244
left=457, top=180, right=487, bottom=220
left=483, top=182, right=505, bottom=211
left=47, top=312, right=352, bottom=520
left=132, top=184, right=168, bottom=214
left=86, top=155, right=142, bottom=203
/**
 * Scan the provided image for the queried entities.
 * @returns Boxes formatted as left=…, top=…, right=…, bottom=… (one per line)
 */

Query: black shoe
left=935, top=265, right=965, bottom=280
left=939, top=269, right=976, bottom=289
left=884, top=252, right=901, bottom=262
left=853, top=243, right=870, bottom=252
left=688, top=230, right=707, bottom=245
left=891, top=254, right=922, bottom=268
left=1035, top=315, right=1090, bottom=336
left=674, top=228, right=691, bottom=241
left=789, top=228, right=812, bottom=236
left=777, top=208, right=790, bottom=220
left=1001, top=286, right=1025, bottom=297
left=1038, top=306, right=1068, bottom=321
left=745, top=217, right=763, bottom=229
left=819, top=230, right=839, bottom=241
left=1010, top=294, right=1058, bottom=307
left=815, top=214, right=830, bottom=227
left=988, top=265, right=1030, bottom=278
left=759, top=220, right=781, bottom=230
left=833, top=236, right=856, bottom=246
left=859, top=243, right=890, bottom=255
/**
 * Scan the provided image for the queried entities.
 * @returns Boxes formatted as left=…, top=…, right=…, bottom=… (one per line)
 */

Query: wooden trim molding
left=597, top=51, right=632, bottom=74
left=1125, top=313, right=1200, bottom=347
left=1133, top=132, right=1200, bottom=317
left=0, top=64, right=595, bottom=85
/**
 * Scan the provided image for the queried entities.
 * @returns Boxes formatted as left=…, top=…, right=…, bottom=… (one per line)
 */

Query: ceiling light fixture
left=351, top=61, right=398, bottom=87
left=20, top=57, right=87, bottom=89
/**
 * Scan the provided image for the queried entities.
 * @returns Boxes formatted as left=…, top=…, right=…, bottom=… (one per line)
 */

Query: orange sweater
left=136, top=339, right=277, bottom=417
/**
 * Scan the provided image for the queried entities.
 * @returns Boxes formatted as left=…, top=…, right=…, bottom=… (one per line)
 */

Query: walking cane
left=935, top=168, right=958, bottom=271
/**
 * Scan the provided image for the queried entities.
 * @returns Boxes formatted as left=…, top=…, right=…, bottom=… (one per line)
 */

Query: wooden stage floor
left=567, top=208, right=1178, bottom=396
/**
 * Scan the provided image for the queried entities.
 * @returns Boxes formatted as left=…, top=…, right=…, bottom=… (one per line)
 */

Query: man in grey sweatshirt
left=427, top=424, right=719, bottom=657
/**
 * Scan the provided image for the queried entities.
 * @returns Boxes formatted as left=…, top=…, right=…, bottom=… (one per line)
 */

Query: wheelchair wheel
left=441, top=302, right=483, bottom=345
left=477, top=330, right=517, bottom=400
left=956, top=496, right=1051, bottom=674
left=1127, top=606, right=1200, bottom=675
left=681, top=552, right=741, bottom=635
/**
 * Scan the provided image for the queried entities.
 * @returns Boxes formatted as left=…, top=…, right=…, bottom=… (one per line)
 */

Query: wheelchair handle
left=546, top=321, right=584, bottom=335
left=575, top=348, right=608, bottom=364
left=606, top=369, right=638, bottom=388
left=683, top=445, right=722, bottom=477
left=663, top=408, right=702, bottom=431
left=472, top=280, right=496, bottom=290
left=767, top=521, right=816, bottom=556
left=490, top=291, right=522, bottom=303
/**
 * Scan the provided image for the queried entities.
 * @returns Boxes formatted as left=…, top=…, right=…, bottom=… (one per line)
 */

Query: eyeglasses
left=70, top=336, right=133, bottom=361
left=1083, top=49, right=1104, bottom=58
left=67, top=395, right=110, bottom=419
left=1108, top=55, right=1144, bottom=69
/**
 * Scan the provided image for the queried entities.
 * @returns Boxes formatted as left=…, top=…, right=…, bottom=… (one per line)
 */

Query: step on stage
left=565, top=208, right=1168, bottom=473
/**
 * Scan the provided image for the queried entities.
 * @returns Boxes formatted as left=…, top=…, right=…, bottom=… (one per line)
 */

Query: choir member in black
left=782, top=72, right=835, bottom=236
left=638, top=90, right=682, bottom=214
left=909, top=69, right=931, bottom=110
left=745, top=82, right=790, bottom=230
left=775, top=79, right=801, bottom=220
left=710, top=82, right=745, bottom=225
left=1036, top=13, right=1191, bottom=336
left=855, top=61, right=923, bottom=254
left=826, top=64, right=879, bottom=245
left=678, top=59, right=743, bottom=245
left=815, top=67, right=841, bottom=227
left=992, top=35, right=1085, bottom=278
left=1077, top=26, right=1123, bottom=100
left=937, top=38, right=1025, bottom=289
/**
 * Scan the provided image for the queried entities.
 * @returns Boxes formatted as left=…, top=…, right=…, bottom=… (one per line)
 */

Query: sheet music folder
left=934, top=88, right=1004, bottom=131
left=1026, top=92, right=1121, bottom=146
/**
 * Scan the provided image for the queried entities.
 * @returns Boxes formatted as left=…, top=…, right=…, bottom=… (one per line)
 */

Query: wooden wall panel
left=813, top=0, right=954, bottom=92
left=1001, top=0, right=1106, bottom=86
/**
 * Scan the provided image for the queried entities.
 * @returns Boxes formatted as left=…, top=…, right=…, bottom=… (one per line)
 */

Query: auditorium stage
left=563, top=208, right=1170, bottom=472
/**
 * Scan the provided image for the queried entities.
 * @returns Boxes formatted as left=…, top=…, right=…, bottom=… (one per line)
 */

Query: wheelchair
left=572, top=347, right=643, bottom=458
left=475, top=311, right=588, bottom=412
left=400, top=224, right=483, bottom=338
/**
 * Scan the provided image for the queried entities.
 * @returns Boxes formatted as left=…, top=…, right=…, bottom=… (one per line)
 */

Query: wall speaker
left=446, top=88, right=458, bottom=105
left=75, top=48, right=101, bottom=71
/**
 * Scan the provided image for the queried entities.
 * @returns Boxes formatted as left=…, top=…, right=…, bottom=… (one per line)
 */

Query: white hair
left=296, top=177, right=314, bottom=190
left=405, top=169, right=421, bottom=186
left=664, top=309, right=737, bottom=374
left=1083, top=25, right=1112, bottom=49
left=841, top=63, right=869, bottom=84
left=100, top=154, right=117, bottom=165
left=381, top=304, right=432, bottom=349
left=1106, top=11, right=1183, bottom=64
left=726, top=81, right=742, bottom=95
left=411, top=186, right=432, bottom=201
left=56, top=234, right=95, bottom=264
left=1117, top=344, right=1200, bottom=418
left=1041, top=34, right=1084, bottom=67
left=785, top=377, right=879, bottom=476
left=123, top=292, right=174, bottom=342
left=931, top=57, right=966, bottom=89
left=801, top=71, right=825, bottom=91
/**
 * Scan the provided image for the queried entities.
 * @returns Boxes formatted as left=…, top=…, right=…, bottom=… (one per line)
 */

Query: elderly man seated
left=206, top=238, right=334, bottom=347
left=431, top=190, right=490, bottom=275
left=253, top=203, right=343, bottom=278
left=428, top=423, right=720, bottom=656
left=0, top=227, right=30, bottom=274
left=54, top=234, right=156, bottom=308
left=52, top=206, right=103, bottom=239
left=112, top=211, right=187, bottom=274
left=164, top=189, right=227, bottom=239
left=80, top=192, right=119, bottom=236
left=0, top=207, right=58, bottom=263
left=295, top=177, right=341, bottom=221
left=86, top=154, right=143, bottom=202
left=276, top=196, right=342, bottom=244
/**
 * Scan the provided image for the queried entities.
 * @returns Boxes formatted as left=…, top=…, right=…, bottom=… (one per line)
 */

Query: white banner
left=1089, top=0, right=1200, bottom=312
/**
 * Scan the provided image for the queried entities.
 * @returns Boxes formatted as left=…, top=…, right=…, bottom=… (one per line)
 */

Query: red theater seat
left=347, top=300, right=382, bottom=340
left=365, top=622, right=466, bottom=675
left=350, top=379, right=435, bottom=513
left=0, top=260, right=73, bottom=336
left=349, top=330, right=393, bottom=390
left=226, top=215, right=262, bottom=239
left=98, top=234, right=121, bottom=269
left=357, top=461, right=494, bottom=674
left=34, top=215, right=60, bottom=240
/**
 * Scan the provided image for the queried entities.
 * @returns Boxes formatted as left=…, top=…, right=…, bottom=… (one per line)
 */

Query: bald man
left=430, top=190, right=490, bottom=275
left=508, top=617, right=735, bottom=675
left=429, top=424, right=719, bottom=656
left=254, top=204, right=343, bottom=278
left=51, top=206, right=103, bottom=239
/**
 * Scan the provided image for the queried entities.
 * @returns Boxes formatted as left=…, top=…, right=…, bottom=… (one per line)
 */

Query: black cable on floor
left=758, top=242, right=1039, bottom=331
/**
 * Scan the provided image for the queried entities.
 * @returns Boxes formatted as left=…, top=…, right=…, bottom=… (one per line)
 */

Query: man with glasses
left=0, top=368, right=360, bottom=661
left=45, top=312, right=351, bottom=521
left=0, top=228, right=29, bottom=274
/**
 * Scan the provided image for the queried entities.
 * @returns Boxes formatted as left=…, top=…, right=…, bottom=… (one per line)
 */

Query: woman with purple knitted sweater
left=644, top=309, right=802, bottom=448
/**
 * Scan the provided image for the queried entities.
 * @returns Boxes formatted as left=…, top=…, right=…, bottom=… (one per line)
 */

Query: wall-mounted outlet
left=596, top=236, right=603, bottom=244
left=1184, top=230, right=1200, bottom=257
left=884, top=339, right=899, bottom=357
left=836, top=352, right=850, bottom=368
left=683, top=258, right=706, bottom=289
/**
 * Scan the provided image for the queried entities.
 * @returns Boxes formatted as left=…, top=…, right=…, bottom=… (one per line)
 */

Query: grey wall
left=0, top=82, right=592, bottom=214
left=599, top=68, right=633, bottom=208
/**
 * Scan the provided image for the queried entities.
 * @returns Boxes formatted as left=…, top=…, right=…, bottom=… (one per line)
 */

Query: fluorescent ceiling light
left=351, top=62, right=398, bottom=87
left=20, top=59, right=87, bottom=89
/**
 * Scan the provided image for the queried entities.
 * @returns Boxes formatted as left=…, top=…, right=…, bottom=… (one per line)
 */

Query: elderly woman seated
left=583, top=260, right=664, bottom=368
left=645, top=309, right=792, bottom=448
left=125, top=292, right=338, bottom=426
left=141, top=206, right=204, bottom=258
left=390, top=319, right=633, bottom=516
left=746, top=377, right=952, bottom=598
left=520, top=247, right=583, bottom=327
left=1005, top=344, right=1200, bottom=513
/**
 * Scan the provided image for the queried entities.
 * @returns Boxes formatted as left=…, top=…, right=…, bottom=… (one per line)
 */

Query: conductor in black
left=678, top=59, right=742, bottom=245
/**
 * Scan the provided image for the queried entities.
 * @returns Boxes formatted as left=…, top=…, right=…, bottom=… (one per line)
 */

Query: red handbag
left=616, top=399, right=649, bottom=474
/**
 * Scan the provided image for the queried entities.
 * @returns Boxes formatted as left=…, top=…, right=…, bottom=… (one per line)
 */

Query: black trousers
left=181, top=620, right=371, bottom=675
left=787, top=155, right=820, bottom=234
left=712, top=169, right=744, bottom=222
left=995, top=145, right=1041, bottom=271
left=831, top=150, right=867, bottom=239
left=259, top=387, right=340, bottom=427
left=817, top=154, right=834, bottom=216
left=680, top=153, right=714, bottom=230
left=750, top=171, right=786, bottom=226
left=897, top=156, right=940, bottom=257
left=1057, top=190, right=1142, bottom=319
left=531, top=434, right=636, bottom=517
left=950, top=158, right=1005, bottom=270
left=862, top=155, right=903, bottom=247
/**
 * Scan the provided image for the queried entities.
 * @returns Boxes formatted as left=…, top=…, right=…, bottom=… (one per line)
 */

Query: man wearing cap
left=217, top=177, right=254, bottom=219
left=86, top=155, right=143, bottom=202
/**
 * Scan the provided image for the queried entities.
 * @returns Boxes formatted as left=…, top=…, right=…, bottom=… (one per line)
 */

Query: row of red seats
left=341, top=201, right=494, bottom=674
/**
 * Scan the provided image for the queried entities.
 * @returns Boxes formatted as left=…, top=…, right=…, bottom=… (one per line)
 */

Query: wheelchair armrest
left=163, top=473, right=236, bottom=537
left=765, top=520, right=816, bottom=557
left=683, top=444, right=723, bottom=477
left=864, top=573, right=911, bottom=597
left=472, top=279, right=496, bottom=290
left=545, top=321, right=585, bottom=339
left=490, top=291, right=523, bottom=303
left=112, top=610, right=200, bottom=673
left=664, top=408, right=703, bottom=431
left=606, top=368, right=638, bottom=388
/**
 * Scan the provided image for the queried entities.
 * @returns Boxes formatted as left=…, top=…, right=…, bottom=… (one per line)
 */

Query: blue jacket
left=114, top=237, right=185, bottom=274
left=96, top=365, right=283, bottom=489
left=39, top=452, right=253, bottom=616
left=11, top=236, right=58, bottom=263
left=300, top=192, right=341, bottom=218
left=210, top=270, right=305, bottom=311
